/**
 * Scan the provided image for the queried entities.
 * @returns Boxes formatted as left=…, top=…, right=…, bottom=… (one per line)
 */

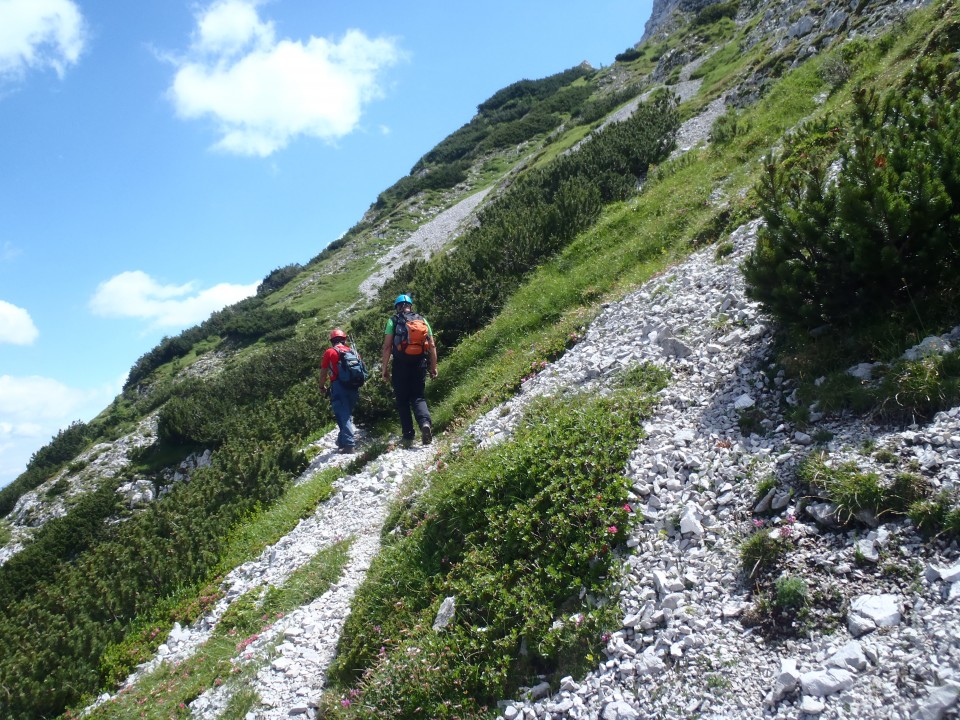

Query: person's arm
left=428, top=341, right=438, bottom=379
left=381, top=334, right=393, bottom=382
left=318, top=365, right=330, bottom=394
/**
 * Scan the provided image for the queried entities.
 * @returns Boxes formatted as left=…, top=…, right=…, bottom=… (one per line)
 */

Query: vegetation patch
left=798, top=451, right=931, bottom=526
left=323, top=381, right=666, bottom=717
left=80, top=539, right=352, bottom=720
left=743, top=56, right=960, bottom=343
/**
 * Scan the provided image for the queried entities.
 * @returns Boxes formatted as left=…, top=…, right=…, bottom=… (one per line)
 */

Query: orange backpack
left=393, top=311, right=431, bottom=357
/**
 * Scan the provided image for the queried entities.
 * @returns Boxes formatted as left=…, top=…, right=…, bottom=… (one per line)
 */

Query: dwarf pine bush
left=743, top=55, right=960, bottom=335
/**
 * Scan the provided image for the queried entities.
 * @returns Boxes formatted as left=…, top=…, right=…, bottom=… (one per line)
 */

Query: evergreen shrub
left=694, top=1, right=739, bottom=27
left=0, top=420, right=91, bottom=519
left=615, top=47, right=642, bottom=62
left=743, top=57, right=960, bottom=335
left=380, top=90, right=679, bottom=348
left=257, top=263, right=303, bottom=296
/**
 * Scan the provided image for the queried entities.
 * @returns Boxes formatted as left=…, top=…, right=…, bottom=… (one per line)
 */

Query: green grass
left=740, top=531, right=789, bottom=579
left=797, top=452, right=932, bottom=526
left=216, top=465, right=341, bottom=571
left=783, top=347, right=960, bottom=425
left=909, top=491, right=960, bottom=538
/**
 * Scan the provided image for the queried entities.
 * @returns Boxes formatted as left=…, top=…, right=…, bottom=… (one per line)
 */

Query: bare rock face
left=643, top=0, right=725, bottom=42
left=644, top=0, right=928, bottom=51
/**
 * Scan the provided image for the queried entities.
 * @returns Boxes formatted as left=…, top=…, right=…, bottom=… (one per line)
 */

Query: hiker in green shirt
left=381, top=294, right=438, bottom=447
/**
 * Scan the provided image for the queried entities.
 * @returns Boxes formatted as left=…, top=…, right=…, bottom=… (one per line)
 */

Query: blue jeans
left=330, top=382, right=359, bottom=449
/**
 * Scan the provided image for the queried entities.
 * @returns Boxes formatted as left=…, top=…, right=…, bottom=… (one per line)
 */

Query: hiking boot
left=338, top=446, right=356, bottom=455
left=420, top=423, right=432, bottom=445
left=401, top=435, right=415, bottom=449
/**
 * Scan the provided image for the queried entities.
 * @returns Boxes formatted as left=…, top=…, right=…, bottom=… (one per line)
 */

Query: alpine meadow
left=3, top=0, right=960, bottom=718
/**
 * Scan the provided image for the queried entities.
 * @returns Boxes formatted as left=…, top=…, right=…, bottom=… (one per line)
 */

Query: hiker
left=319, top=327, right=361, bottom=454
left=381, top=294, right=438, bottom=447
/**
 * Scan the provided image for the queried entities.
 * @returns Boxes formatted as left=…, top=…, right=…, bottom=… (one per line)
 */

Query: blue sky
left=0, top=0, right=653, bottom=487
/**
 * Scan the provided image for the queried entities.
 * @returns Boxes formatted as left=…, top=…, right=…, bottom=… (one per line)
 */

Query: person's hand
left=429, top=368, right=438, bottom=380
left=381, top=371, right=390, bottom=383
left=320, top=385, right=329, bottom=397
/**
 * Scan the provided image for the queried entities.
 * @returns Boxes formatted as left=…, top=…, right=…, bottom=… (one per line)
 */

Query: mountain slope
left=2, top=0, right=959, bottom=718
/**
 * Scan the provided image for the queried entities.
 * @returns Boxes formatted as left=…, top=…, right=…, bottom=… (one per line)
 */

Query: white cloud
left=194, top=0, right=275, bottom=59
left=0, top=0, right=86, bottom=82
left=168, top=0, right=404, bottom=156
left=0, top=374, right=117, bottom=488
left=1, top=241, right=22, bottom=262
left=89, top=270, right=258, bottom=329
left=0, top=374, right=89, bottom=421
left=0, top=299, right=39, bottom=345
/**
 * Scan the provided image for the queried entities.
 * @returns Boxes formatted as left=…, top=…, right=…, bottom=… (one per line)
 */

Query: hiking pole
left=347, top=334, right=362, bottom=363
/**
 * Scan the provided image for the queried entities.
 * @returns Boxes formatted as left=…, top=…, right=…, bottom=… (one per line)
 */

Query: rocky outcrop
left=645, top=0, right=930, bottom=44
left=644, top=0, right=931, bottom=109
left=643, top=0, right=723, bottom=42
left=0, top=418, right=213, bottom=567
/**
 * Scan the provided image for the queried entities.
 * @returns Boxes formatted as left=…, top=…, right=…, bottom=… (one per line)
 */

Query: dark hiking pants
left=391, top=358, right=431, bottom=439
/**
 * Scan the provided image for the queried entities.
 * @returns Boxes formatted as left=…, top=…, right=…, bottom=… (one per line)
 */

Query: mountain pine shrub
left=0, top=420, right=92, bottom=519
left=743, top=55, right=960, bottom=337
left=694, top=1, right=739, bottom=27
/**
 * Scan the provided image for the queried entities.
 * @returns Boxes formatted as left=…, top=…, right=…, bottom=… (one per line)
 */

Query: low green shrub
left=693, top=1, right=739, bottom=27
left=325, top=387, right=662, bottom=717
left=84, top=540, right=351, bottom=720
left=773, top=575, right=808, bottom=611
left=257, top=263, right=303, bottom=296
left=615, top=47, right=642, bottom=63
left=0, top=420, right=91, bottom=519
left=740, top=530, right=789, bottom=579
left=710, top=107, right=747, bottom=145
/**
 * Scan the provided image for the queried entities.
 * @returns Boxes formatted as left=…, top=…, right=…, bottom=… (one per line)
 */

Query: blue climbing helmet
left=394, top=294, right=413, bottom=307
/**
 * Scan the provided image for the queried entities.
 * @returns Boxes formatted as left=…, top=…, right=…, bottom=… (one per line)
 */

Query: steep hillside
left=1, top=0, right=959, bottom=718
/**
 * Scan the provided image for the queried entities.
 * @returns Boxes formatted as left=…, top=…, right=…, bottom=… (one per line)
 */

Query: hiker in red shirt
left=318, top=327, right=359, bottom=454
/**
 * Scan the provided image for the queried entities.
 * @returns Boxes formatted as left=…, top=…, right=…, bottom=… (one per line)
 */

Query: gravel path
left=358, top=187, right=492, bottom=300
